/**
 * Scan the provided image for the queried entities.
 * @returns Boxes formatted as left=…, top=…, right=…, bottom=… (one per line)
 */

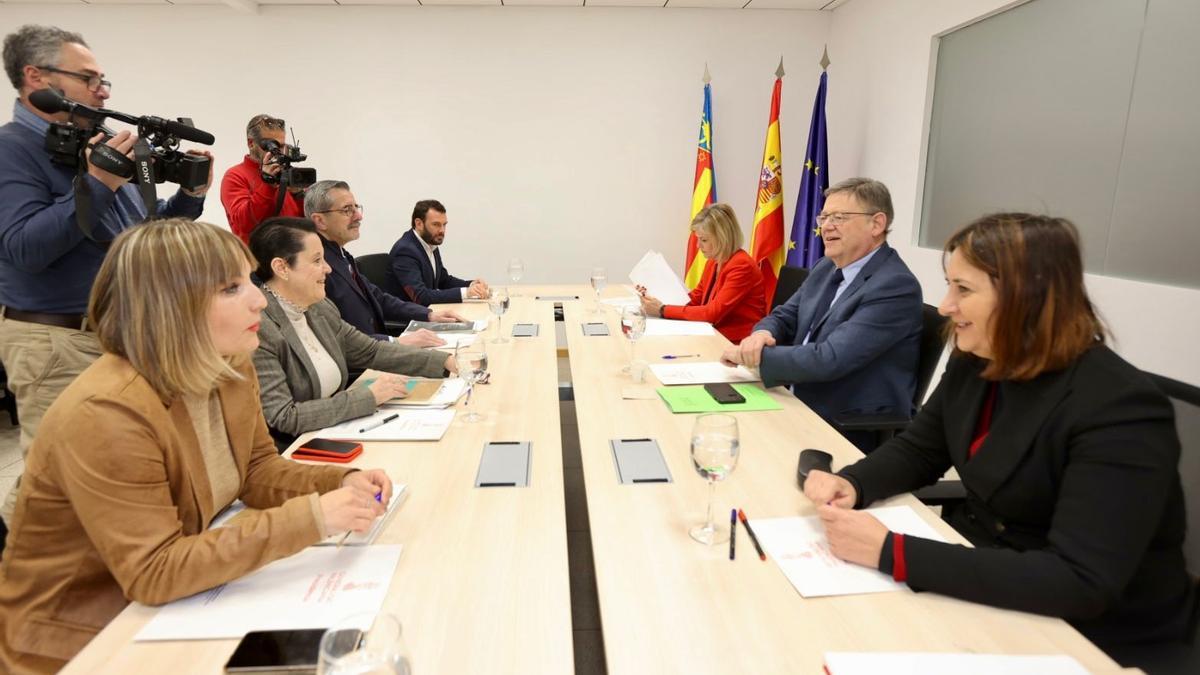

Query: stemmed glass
left=689, top=414, right=740, bottom=545
left=589, top=267, right=607, bottom=314
left=488, top=287, right=510, bottom=344
left=318, top=612, right=410, bottom=675
left=507, top=258, right=524, bottom=297
left=620, top=305, right=646, bottom=375
left=455, top=342, right=489, bottom=423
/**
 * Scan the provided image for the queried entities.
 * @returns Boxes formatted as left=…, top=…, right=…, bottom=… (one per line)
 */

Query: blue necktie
left=807, top=268, right=844, bottom=339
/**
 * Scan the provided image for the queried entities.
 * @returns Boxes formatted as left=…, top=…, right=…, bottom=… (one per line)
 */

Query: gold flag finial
left=819, top=45, right=831, bottom=70
left=703, top=63, right=711, bottom=84
left=775, top=57, right=785, bottom=79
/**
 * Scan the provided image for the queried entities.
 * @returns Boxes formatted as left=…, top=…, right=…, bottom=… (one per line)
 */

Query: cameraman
left=0, top=25, right=211, bottom=523
left=220, top=113, right=305, bottom=243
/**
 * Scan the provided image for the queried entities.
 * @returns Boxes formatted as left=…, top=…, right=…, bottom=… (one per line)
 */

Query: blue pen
left=661, top=353, right=701, bottom=360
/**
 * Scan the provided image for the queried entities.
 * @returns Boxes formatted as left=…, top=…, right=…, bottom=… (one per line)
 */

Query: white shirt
left=416, top=233, right=468, bottom=300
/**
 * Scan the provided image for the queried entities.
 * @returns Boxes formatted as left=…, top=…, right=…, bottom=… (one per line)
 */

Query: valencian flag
left=685, top=69, right=717, bottom=289
left=788, top=56, right=830, bottom=269
left=750, top=60, right=786, bottom=307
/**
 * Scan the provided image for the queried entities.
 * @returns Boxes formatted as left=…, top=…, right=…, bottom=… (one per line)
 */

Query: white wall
left=1, top=6, right=830, bottom=286
left=827, top=0, right=1200, bottom=386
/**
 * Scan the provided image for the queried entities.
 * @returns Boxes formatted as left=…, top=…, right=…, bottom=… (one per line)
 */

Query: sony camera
left=259, top=138, right=317, bottom=189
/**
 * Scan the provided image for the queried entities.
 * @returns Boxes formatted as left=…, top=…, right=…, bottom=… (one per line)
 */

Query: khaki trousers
left=0, top=313, right=102, bottom=522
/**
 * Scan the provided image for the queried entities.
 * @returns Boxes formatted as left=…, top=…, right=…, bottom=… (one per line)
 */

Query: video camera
left=258, top=138, right=317, bottom=190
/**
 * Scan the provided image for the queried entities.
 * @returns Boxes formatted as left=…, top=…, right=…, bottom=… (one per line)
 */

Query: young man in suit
left=721, top=177, right=923, bottom=451
left=387, top=199, right=489, bottom=305
left=305, top=181, right=463, bottom=343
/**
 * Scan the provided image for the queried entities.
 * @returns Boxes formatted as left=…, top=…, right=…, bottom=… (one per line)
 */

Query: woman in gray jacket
left=249, top=217, right=456, bottom=441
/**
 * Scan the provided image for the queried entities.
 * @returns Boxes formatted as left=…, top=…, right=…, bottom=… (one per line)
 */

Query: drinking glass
left=318, top=612, right=410, bottom=675
left=488, top=287, right=510, bottom=344
left=589, top=267, right=607, bottom=314
left=507, top=258, right=524, bottom=297
left=455, top=342, right=489, bottom=423
left=689, top=414, right=740, bottom=545
left=620, top=305, right=646, bottom=375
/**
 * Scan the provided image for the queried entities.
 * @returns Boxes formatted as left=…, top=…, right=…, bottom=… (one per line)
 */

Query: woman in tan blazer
left=0, top=220, right=394, bottom=674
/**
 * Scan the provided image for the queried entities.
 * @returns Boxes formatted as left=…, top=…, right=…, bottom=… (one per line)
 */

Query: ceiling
left=0, top=0, right=848, bottom=8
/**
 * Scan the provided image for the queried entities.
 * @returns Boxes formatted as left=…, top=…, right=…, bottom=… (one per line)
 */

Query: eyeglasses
left=39, top=66, right=111, bottom=93
left=315, top=204, right=364, bottom=218
left=248, top=115, right=285, bottom=131
left=815, top=211, right=876, bottom=227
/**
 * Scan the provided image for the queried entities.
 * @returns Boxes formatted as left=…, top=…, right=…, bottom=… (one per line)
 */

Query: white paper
left=751, top=505, right=948, bottom=598
left=823, top=652, right=1089, bottom=675
left=135, top=545, right=404, bottom=641
left=382, top=378, right=468, bottom=409
left=211, top=484, right=408, bottom=547
left=628, top=250, right=690, bottom=306
left=316, top=408, right=455, bottom=441
left=649, top=362, right=759, bottom=386
left=642, top=318, right=715, bottom=337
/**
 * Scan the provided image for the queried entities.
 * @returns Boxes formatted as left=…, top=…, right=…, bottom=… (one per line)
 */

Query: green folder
left=656, top=384, right=783, bottom=414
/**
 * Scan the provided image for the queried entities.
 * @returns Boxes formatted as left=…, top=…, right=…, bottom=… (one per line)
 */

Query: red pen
left=737, top=509, right=767, bottom=561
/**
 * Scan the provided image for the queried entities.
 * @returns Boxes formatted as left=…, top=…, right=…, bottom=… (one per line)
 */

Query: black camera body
left=151, top=149, right=211, bottom=191
left=43, top=122, right=91, bottom=167
left=259, top=138, right=316, bottom=189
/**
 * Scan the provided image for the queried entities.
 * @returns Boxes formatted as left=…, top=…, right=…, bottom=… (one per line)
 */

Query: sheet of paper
left=823, top=652, right=1089, bottom=675
left=656, top=384, right=782, bottom=413
left=649, top=362, right=759, bottom=386
left=642, top=318, right=715, bottom=337
left=751, top=505, right=948, bottom=598
left=135, top=545, right=404, bottom=641
left=316, top=408, right=455, bottom=441
left=620, top=385, right=660, bottom=400
left=210, top=483, right=408, bottom=547
left=628, top=250, right=690, bottom=306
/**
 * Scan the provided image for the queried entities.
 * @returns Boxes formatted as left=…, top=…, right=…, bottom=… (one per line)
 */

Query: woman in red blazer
left=639, top=203, right=766, bottom=343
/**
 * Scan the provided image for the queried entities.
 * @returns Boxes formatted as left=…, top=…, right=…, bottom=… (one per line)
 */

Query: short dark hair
left=411, top=199, right=446, bottom=228
left=944, top=213, right=1105, bottom=381
left=249, top=217, right=317, bottom=281
left=3, top=25, right=88, bottom=90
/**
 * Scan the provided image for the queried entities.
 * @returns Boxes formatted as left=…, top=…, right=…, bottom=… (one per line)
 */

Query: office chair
left=1102, top=371, right=1200, bottom=675
left=833, top=303, right=947, bottom=448
left=355, top=253, right=402, bottom=298
left=772, top=265, right=810, bottom=311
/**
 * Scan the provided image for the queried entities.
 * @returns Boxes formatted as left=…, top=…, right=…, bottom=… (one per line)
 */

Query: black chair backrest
left=915, top=304, right=949, bottom=406
left=773, top=265, right=810, bottom=310
left=1145, top=371, right=1200, bottom=577
left=356, top=253, right=400, bottom=297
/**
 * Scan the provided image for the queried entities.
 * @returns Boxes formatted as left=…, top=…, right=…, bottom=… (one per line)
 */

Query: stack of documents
left=135, top=545, right=404, bottom=641
left=629, top=250, right=690, bottom=306
left=211, top=482, right=408, bottom=547
left=823, top=653, right=1089, bottom=674
left=381, top=378, right=468, bottom=410
left=750, top=505, right=948, bottom=597
left=317, top=408, right=456, bottom=441
left=648, top=362, right=758, bottom=386
left=403, top=319, right=487, bottom=334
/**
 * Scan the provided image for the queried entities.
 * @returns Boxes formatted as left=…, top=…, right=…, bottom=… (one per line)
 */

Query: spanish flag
left=685, top=73, right=717, bottom=289
left=750, top=62, right=786, bottom=307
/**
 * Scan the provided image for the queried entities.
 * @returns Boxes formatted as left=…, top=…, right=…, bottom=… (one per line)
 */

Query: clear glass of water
left=620, top=305, right=646, bottom=374
left=318, top=612, right=410, bottom=675
left=689, top=413, right=740, bottom=545
left=488, top=287, right=510, bottom=344
left=455, top=342, right=489, bottom=423
left=507, top=258, right=524, bottom=297
left=590, top=267, right=607, bottom=314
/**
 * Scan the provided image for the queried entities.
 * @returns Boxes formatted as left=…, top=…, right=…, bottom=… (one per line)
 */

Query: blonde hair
left=691, top=203, right=743, bottom=262
left=88, top=219, right=256, bottom=399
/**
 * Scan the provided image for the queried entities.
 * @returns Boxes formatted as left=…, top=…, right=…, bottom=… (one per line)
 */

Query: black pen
left=359, top=413, right=399, bottom=434
left=729, top=509, right=737, bottom=561
left=738, top=509, right=766, bottom=561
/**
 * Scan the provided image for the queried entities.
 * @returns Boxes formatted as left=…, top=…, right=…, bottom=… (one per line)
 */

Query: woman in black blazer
left=804, top=213, right=1196, bottom=651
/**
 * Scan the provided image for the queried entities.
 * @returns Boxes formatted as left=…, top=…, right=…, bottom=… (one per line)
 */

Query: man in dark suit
left=387, top=199, right=489, bottom=305
left=721, top=178, right=923, bottom=450
left=304, top=181, right=464, bottom=343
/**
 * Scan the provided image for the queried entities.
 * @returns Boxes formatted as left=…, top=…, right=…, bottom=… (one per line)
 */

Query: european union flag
left=787, top=70, right=829, bottom=269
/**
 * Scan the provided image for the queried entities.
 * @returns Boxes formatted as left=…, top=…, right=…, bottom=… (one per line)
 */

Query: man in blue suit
left=387, top=199, right=489, bottom=305
left=304, top=181, right=464, bottom=344
left=721, top=178, right=923, bottom=451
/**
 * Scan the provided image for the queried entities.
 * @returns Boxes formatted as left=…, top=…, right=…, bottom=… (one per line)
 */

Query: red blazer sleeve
left=663, top=255, right=758, bottom=324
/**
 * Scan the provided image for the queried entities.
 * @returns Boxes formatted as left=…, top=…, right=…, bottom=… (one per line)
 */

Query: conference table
left=63, top=285, right=1125, bottom=674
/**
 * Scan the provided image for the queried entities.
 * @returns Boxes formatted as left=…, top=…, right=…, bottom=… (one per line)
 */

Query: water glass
left=455, top=343, right=489, bottom=423
left=620, top=305, right=646, bottom=374
left=689, top=414, right=740, bottom=545
left=318, top=612, right=410, bottom=675
left=589, top=267, right=607, bottom=314
left=488, top=287, right=510, bottom=344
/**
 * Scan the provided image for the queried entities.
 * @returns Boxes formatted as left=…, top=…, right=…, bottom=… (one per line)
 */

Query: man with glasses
left=721, top=177, right=922, bottom=451
left=221, top=113, right=305, bottom=243
left=306, top=180, right=466, bottom=344
left=0, top=25, right=209, bottom=522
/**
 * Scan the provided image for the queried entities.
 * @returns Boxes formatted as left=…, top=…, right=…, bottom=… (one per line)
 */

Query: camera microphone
left=26, top=88, right=215, bottom=145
